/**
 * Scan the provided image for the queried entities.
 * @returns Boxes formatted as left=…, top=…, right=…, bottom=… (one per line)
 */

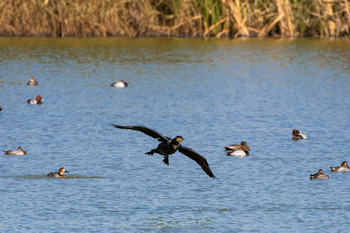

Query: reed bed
left=0, top=0, right=349, bottom=37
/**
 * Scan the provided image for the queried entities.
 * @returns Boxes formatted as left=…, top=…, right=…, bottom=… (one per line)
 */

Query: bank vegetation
left=1, top=0, right=349, bottom=37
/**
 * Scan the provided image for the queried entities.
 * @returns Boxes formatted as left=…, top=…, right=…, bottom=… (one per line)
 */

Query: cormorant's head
left=175, top=136, right=184, bottom=143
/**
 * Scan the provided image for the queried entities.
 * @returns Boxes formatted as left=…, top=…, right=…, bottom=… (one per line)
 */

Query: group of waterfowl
left=1, top=77, right=69, bottom=178
left=288, top=129, right=350, bottom=180
left=310, top=161, right=350, bottom=180
left=291, top=130, right=350, bottom=180
left=1, top=78, right=128, bottom=178
left=2, top=77, right=348, bottom=180
left=2, top=145, right=69, bottom=177
left=223, top=129, right=348, bottom=181
left=222, top=130, right=306, bottom=158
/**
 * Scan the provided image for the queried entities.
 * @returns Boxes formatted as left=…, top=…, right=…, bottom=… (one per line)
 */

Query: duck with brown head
left=27, top=95, right=44, bottom=104
left=331, top=161, right=350, bottom=172
left=47, top=168, right=69, bottom=178
left=310, top=169, right=329, bottom=180
left=292, top=129, right=307, bottom=140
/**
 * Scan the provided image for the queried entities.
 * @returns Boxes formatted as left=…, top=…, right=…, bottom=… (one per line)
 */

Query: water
left=0, top=37, right=350, bottom=232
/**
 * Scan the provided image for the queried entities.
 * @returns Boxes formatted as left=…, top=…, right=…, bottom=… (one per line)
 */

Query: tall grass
left=0, top=0, right=349, bottom=37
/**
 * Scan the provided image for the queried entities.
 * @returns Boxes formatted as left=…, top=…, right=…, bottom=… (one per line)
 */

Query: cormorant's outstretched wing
left=111, top=124, right=170, bottom=141
left=178, top=146, right=216, bottom=179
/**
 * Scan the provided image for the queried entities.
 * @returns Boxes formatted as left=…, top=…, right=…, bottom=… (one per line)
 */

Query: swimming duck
left=330, top=161, right=350, bottom=172
left=27, top=77, right=38, bottom=86
left=226, top=147, right=248, bottom=158
left=292, top=129, right=307, bottom=140
left=111, top=124, right=216, bottom=179
left=310, top=169, right=329, bottom=180
left=3, top=146, right=27, bottom=156
left=27, top=95, right=44, bottom=104
left=47, top=167, right=69, bottom=178
left=111, top=80, right=128, bottom=88
left=225, top=141, right=250, bottom=152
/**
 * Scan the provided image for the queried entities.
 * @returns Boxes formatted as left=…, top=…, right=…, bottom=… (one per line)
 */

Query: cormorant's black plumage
left=111, top=124, right=216, bottom=179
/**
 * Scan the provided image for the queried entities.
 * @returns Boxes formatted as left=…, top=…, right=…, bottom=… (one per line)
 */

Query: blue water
left=0, top=37, right=350, bottom=232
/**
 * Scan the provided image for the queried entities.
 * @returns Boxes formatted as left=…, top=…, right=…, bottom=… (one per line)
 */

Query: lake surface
left=0, top=37, right=350, bottom=232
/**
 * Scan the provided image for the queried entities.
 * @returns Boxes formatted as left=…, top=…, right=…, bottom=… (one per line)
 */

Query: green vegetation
left=1, top=0, right=349, bottom=37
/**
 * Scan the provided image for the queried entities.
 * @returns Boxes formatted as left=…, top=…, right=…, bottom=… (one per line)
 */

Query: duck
left=47, top=167, right=69, bottom=178
left=310, top=169, right=329, bottom=180
left=292, top=129, right=307, bottom=140
left=27, top=95, right=44, bottom=104
left=111, top=124, right=216, bottom=179
left=225, top=141, right=250, bottom=152
left=0, top=106, right=2, bottom=111
left=226, top=147, right=248, bottom=158
left=111, top=80, right=128, bottom=88
left=3, top=146, right=27, bottom=156
left=330, top=161, right=350, bottom=172
left=27, top=77, right=38, bottom=86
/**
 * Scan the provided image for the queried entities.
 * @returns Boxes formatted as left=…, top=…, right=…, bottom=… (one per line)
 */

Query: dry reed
left=0, top=0, right=349, bottom=37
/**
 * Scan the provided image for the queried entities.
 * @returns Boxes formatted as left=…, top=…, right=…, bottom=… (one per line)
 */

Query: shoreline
left=1, top=0, right=349, bottom=38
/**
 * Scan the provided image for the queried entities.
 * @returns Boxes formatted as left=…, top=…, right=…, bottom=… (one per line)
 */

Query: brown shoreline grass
left=1, top=0, right=349, bottom=38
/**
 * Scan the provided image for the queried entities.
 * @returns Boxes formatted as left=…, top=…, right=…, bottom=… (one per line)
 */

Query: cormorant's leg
left=162, top=155, right=169, bottom=165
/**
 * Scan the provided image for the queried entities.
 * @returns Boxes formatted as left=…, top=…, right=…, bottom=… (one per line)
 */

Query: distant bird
left=3, top=146, right=27, bottom=156
left=226, top=147, right=248, bottom=158
left=27, top=77, right=38, bottom=86
left=111, top=124, right=216, bottom=179
left=0, top=106, right=2, bottom=111
left=225, top=141, right=250, bottom=153
left=111, top=80, right=128, bottom=88
left=330, top=161, right=350, bottom=172
left=27, top=95, right=44, bottom=104
left=292, top=129, right=307, bottom=139
left=47, top=167, right=69, bottom=178
left=310, top=169, right=329, bottom=180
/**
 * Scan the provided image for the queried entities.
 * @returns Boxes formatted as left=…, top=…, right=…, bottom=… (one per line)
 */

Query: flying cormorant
left=111, top=124, right=216, bottom=179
